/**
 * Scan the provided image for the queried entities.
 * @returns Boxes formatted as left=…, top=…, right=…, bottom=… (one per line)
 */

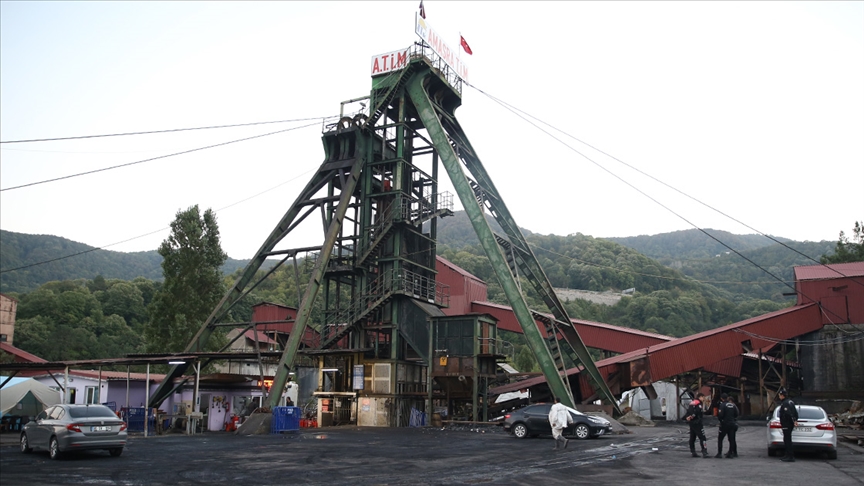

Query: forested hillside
left=438, top=226, right=788, bottom=338
left=665, top=240, right=835, bottom=301
left=604, top=229, right=791, bottom=260
left=0, top=230, right=262, bottom=293
left=2, top=213, right=850, bottom=365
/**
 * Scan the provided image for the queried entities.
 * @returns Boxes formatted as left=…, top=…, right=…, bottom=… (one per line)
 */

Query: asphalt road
left=1, top=421, right=862, bottom=485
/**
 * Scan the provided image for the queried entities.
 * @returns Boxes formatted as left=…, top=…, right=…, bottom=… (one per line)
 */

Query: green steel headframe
left=150, top=50, right=618, bottom=413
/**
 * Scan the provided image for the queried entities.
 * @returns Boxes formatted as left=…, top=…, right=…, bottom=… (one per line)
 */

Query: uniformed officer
left=716, top=393, right=739, bottom=458
left=777, top=387, right=799, bottom=462
left=684, top=393, right=709, bottom=458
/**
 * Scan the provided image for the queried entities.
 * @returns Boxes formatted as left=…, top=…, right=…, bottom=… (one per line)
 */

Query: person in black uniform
left=716, top=393, right=739, bottom=458
left=777, top=387, right=799, bottom=462
left=684, top=393, right=709, bottom=458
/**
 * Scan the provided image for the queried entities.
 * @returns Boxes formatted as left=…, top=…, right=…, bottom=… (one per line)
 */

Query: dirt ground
left=1, top=420, right=862, bottom=485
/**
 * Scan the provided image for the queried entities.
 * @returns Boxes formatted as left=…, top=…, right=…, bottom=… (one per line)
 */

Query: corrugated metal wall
left=435, top=257, right=487, bottom=315
left=252, top=303, right=297, bottom=333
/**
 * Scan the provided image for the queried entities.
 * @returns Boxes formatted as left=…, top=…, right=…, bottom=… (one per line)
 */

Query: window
left=85, top=386, right=100, bottom=404
left=49, top=407, right=65, bottom=420
left=69, top=406, right=116, bottom=419
left=373, top=363, right=391, bottom=394
left=0, top=334, right=7, bottom=342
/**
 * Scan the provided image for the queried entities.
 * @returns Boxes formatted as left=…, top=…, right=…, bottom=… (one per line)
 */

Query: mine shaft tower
left=149, top=43, right=618, bottom=415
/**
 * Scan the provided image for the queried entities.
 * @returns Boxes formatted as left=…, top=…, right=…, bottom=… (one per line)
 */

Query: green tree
left=821, top=221, right=864, bottom=264
left=513, top=345, right=539, bottom=373
left=97, top=280, right=148, bottom=330
left=145, top=205, right=227, bottom=352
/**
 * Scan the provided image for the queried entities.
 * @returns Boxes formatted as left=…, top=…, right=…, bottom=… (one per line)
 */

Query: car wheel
left=574, top=424, right=590, bottom=440
left=512, top=423, right=529, bottom=439
left=767, top=448, right=776, bottom=457
left=109, top=447, right=123, bottom=457
left=49, top=437, right=61, bottom=460
left=20, top=433, right=32, bottom=454
left=827, top=450, right=837, bottom=460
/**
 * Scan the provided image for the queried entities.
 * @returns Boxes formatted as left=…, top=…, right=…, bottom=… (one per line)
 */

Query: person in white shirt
left=548, top=397, right=573, bottom=450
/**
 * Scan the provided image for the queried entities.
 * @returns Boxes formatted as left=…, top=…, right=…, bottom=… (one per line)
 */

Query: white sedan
left=767, top=404, right=837, bottom=459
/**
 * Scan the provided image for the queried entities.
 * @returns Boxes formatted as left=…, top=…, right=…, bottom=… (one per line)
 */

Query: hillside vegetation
left=1, top=212, right=849, bottom=362
left=0, top=230, right=261, bottom=293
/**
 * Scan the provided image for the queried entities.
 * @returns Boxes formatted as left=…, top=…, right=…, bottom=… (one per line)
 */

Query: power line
left=0, top=167, right=319, bottom=274
left=526, top=242, right=794, bottom=286
left=464, top=82, right=860, bottom=324
left=466, top=83, right=860, bottom=287
left=465, top=84, right=799, bottom=296
left=0, top=121, right=322, bottom=192
left=0, top=228, right=169, bottom=274
left=733, top=328, right=864, bottom=347
left=0, top=117, right=335, bottom=144
left=465, top=82, right=859, bottom=295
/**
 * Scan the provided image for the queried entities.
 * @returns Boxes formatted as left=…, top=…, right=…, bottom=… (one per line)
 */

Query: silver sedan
left=20, top=404, right=127, bottom=459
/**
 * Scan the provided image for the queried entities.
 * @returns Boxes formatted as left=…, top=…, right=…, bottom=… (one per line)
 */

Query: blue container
left=271, top=406, right=301, bottom=434
left=125, top=407, right=156, bottom=436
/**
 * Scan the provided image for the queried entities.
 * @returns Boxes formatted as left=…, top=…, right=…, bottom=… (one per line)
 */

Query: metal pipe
left=758, top=350, right=765, bottom=414
left=144, top=363, right=150, bottom=438
left=125, top=366, right=130, bottom=411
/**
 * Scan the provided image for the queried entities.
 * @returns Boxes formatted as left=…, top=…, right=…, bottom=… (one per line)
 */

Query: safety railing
left=320, top=268, right=450, bottom=344
left=358, top=192, right=454, bottom=260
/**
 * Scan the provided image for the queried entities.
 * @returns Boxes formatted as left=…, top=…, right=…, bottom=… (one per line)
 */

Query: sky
left=1, top=1, right=862, bottom=260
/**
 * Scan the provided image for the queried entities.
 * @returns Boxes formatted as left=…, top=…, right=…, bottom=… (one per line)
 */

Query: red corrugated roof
left=794, top=262, right=864, bottom=281
left=489, top=303, right=821, bottom=396
left=238, top=329, right=277, bottom=345
left=471, top=301, right=673, bottom=347
left=436, top=255, right=485, bottom=282
left=0, top=342, right=47, bottom=363
left=252, top=301, right=297, bottom=310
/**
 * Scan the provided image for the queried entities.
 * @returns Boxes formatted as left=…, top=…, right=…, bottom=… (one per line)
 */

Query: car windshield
left=772, top=406, right=826, bottom=420
left=68, top=406, right=117, bottom=419
left=797, top=407, right=826, bottom=420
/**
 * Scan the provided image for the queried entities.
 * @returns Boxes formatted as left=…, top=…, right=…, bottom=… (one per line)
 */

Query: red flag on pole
left=419, top=0, right=426, bottom=19
left=460, top=35, right=473, bottom=55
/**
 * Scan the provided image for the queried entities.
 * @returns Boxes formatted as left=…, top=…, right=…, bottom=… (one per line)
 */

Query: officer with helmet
left=777, top=387, right=799, bottom=462
left=684, top=393, right=710, bottom=458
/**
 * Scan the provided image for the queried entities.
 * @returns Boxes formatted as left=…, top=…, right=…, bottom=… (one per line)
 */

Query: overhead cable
left=0, top=117, right=336, bottom=144
left=466, top=82, right=859, bottom=286
left=0, top=122, right=321, bottom=192
left=464, top=83, right=798, bottom=296
left=0, top=168, right=318, bottom=274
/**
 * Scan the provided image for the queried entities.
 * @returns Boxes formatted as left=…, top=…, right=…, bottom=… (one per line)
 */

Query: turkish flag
left=460, top=35, right=473, bottom=55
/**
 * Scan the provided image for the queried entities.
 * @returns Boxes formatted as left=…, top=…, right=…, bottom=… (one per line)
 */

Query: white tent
left=1, top=379, right=61, bottom=416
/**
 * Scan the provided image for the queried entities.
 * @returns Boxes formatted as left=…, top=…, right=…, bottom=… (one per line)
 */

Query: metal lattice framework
left=150, top=46, right=618, bottom=414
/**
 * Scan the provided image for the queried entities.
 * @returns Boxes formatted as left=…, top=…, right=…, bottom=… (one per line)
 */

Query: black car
left=503, top=403, right=612, bottom=439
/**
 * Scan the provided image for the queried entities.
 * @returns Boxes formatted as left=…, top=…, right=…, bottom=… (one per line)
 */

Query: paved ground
left=0, top=420, right=862, bottom=485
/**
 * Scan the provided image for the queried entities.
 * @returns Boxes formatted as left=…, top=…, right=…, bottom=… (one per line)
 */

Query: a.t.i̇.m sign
left=369, top=14, right=469, bottom=81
